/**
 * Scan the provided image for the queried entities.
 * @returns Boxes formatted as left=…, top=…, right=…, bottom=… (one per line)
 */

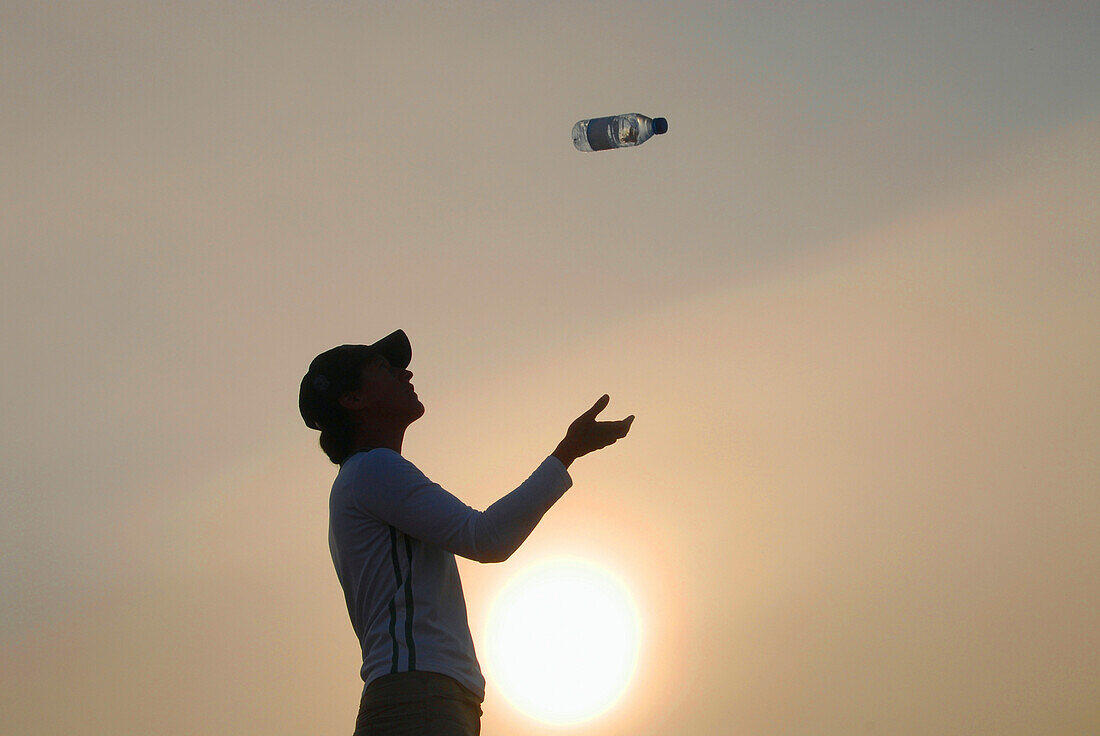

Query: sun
left=483, top=557, right=642, bottom=726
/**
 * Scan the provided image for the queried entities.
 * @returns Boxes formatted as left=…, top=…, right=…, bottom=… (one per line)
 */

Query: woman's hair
left=318, top=409, right=357, bottom=465
left=315, top=353, right=386, bottom=465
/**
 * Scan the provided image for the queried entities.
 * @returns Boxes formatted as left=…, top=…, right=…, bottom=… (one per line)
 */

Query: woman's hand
left=552, top=395, right=634, bottom=469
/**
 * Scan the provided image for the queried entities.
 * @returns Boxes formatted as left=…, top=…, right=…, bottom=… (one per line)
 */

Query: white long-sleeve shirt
left=328, top=448, right=573, bottom=701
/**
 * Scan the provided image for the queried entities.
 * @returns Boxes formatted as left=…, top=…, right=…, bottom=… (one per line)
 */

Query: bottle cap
left=653, top=117, right=668, bottom=135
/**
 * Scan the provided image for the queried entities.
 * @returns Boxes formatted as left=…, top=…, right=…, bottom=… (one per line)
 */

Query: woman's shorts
left=353, top=671, right=483, bottom=736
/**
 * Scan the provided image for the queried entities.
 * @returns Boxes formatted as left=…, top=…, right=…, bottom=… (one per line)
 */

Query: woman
left=299, top=329, right=634, bottom=735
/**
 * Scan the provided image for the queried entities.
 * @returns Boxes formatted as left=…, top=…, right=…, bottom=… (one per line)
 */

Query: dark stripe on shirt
left=388, top=526, right=402, bottom=673
left=387, top=598, right=398, bottom=673
left=403, top=533, right=417, bottom=671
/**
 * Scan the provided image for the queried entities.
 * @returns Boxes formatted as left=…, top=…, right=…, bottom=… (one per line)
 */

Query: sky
left=2, top=2, right=1098, bottom=734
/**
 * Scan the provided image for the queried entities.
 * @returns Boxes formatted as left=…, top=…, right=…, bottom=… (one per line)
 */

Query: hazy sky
left=2, top=2, right=1098, bottom=735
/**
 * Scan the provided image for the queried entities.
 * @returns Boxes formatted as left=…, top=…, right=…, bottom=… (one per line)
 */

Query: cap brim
left=370, top=329, right=412, bottom=371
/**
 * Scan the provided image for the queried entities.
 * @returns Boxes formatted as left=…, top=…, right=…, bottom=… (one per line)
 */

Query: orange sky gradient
left=2, top=3, right=1097, bottom=735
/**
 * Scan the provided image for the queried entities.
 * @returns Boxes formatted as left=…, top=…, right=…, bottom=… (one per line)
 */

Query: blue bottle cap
left=653, top=117, right=668, bottom=135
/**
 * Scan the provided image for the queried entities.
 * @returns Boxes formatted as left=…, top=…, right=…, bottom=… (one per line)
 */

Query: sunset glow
left=3, top=3, right=1097, bottom=735
left=484, top=558, right=642, bottom=725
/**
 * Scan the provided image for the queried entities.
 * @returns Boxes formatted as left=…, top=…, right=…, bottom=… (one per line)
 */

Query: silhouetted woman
left=299, top=329, right=634, bottom=736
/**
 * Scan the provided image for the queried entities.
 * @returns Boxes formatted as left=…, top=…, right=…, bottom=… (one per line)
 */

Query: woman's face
left=354, top=355, right=425, bottom=424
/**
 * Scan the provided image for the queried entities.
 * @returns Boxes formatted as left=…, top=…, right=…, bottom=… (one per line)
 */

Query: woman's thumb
left=588, top=394, right=610, bottom=416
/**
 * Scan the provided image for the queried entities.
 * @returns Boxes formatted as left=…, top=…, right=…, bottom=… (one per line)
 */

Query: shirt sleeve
left=349, top=450, right=573, bottom=563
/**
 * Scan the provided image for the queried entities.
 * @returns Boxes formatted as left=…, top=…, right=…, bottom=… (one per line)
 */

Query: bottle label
left=585, top=116, right=618, bottom=151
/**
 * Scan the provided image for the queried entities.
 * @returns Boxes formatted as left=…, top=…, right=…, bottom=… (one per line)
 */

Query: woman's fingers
left=565, top=397, right=634, bottom=456
left=596, top=416, right=633, bottom=442
left=611, top=415, right=634, bottom=434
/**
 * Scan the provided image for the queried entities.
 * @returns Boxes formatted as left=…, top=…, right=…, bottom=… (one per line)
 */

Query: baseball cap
left=299, top=329, right=412, bottom=430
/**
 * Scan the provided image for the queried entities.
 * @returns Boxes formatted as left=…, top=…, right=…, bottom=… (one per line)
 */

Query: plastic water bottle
left=572, top=113, right=668, bottom=152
